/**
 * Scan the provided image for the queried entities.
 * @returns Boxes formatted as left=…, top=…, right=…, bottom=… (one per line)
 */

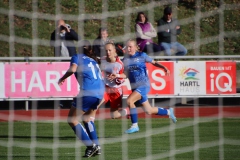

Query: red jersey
left=101, top=56, right=125, bottom=88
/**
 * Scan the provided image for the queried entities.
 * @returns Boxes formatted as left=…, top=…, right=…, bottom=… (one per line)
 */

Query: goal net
left=0, top=0, right=240, bottom=160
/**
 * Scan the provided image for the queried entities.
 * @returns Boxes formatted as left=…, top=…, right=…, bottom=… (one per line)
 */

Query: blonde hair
left=105, top=39, right=116, bottom=49
left=126, top=39, right=139, bottom=51
left=105, top=40, right=117, bottom=56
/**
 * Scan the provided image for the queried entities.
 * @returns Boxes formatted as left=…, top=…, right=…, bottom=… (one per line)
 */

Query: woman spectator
left=135, top=12, right=162, bottom=56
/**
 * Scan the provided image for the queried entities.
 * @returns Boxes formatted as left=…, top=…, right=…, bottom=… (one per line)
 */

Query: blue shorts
left=72, top=96, right=101, bottom=112
left=132, top=86, right=150, bottom=104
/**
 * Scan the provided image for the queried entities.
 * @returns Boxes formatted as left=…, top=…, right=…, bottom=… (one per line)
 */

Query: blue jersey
left=123, top=52, right=153, bottom=89
left=71, top=53, right=105, bottom=99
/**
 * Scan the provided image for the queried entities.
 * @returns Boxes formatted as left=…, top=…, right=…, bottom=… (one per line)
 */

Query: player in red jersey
left=98, top=41, right=129, bottom=119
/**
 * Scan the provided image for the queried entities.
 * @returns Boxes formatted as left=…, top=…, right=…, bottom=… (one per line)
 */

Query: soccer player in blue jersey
left=58, top=40, right=104, bottom=157
left=123, top=39, right=177, bottom=134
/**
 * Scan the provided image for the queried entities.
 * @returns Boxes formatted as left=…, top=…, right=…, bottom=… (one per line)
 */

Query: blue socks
left=84, top=121, right=99, bottom=145
left=72, top=123, right=93, bottom=146
left=130, top=108, right=138, bottom=124
left=129, top=107, right=168, bottom=123
left=157, top=107, right=168, bottom=115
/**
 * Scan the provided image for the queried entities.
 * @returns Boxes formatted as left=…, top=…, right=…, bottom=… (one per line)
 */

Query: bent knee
left=145, top=110, right=153, bottom=115
left=126, top=99, right=131, bottom=105
left=67, top=116, right=79, bottom=127
left=111, top=114, right=120, bottom=119
left=145, top=111, right=151, bottom=115
left=126, top=99, right=135, bottom=107
left=82, top=116, right=95, bottom=123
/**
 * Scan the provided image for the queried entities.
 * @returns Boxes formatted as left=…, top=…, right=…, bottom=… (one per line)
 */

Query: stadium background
left=0, top=0, right=240, bottom=160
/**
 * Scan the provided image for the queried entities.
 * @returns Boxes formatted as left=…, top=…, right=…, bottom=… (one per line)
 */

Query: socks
left=132, top=123, right=138, bottom=127
left=72, top=123, right=93, bottom=146
left=84, top=121, right=99, bottom=145
left=120, top=108, right=128, bottom=116
left=156, top=107, right=168, bottom=116
left=130, top=108, right=138, bottom=124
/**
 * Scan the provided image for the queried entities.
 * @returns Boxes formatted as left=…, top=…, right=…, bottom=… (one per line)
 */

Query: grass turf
left=0, top=118, right=240, bottom=160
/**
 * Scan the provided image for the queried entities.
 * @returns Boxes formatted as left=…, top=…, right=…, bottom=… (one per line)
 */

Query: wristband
left=116, top=74, right=120, bottom=78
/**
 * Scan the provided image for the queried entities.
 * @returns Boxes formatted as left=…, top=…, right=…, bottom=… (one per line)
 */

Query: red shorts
left=104, top=86, right=123, bottom=109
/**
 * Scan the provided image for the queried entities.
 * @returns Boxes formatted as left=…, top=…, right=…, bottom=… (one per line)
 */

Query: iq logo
left=206, top=61, right=236, bottom=94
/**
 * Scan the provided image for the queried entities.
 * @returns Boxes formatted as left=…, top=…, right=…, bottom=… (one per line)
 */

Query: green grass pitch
left=0, top=118, right=240, bottom=160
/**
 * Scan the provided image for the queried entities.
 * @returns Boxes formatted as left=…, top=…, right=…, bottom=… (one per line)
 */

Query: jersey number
left=88, top=62, right=102, bottom=80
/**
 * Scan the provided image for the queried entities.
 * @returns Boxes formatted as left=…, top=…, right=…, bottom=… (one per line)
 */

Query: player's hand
left=176, top=26, right=180, bottom=29
left=58, top=78, right=65, bottom=86
left=64, top=24, right=70, bottom=32
left=165, top=68, right=170, bottom=76
left=107, top=73, right=117, bottom=81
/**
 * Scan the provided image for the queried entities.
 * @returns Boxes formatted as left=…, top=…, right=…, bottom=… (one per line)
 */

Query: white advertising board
left=174, top=61, right=206, bottom=95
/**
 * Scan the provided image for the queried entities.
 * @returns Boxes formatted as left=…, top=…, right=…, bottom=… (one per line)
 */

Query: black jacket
left=157, top=17, right=181, bottom=43
left=93, top=37, right=109, bottom=57
left=50, top=29, right=80, bottom=57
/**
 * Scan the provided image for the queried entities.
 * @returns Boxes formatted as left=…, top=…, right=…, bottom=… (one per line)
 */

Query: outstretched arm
left=151, top=60, right=170, bottom=76
left=58, top=63, right=77, bottom=85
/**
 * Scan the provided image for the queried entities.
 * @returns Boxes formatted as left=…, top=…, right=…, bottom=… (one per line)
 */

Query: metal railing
left=1, top=55, right=240, bottom=61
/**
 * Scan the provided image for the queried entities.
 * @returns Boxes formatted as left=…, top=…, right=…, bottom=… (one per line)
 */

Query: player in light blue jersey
left=123, top=39, right=177, bottom=134
left=58, top=40, right=104, bottom=157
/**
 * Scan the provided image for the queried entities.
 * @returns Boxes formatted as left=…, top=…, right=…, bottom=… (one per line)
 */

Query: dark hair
left=78, top=40, right=100, bottom=64
left=164, top=6, right=172, bottom=15
left=135, top=12, right=148, bottom=23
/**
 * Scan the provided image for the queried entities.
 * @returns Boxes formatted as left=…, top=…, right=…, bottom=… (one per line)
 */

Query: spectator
left=157, top=6, right=187, bottom=57
left=135, top=12, right=162, bottom=56
left=50, top=19, right=80, bottom=108
left=93, top=27, right=110, bottom=57
left=50, top=19, right=80, bottom=58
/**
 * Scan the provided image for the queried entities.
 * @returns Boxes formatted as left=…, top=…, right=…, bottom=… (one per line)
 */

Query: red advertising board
left=206, top=61, right=236, bottom=94
left=122, top=61, right=174, bottom=95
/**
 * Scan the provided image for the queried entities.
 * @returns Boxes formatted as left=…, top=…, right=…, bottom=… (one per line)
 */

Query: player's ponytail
left=78, top=40, right=101, bottom=64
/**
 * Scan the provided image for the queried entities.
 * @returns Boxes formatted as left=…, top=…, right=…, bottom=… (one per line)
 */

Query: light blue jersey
left=71, top=53, right=105, bottom=99
left=123, top=52, right=153, bottom=90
